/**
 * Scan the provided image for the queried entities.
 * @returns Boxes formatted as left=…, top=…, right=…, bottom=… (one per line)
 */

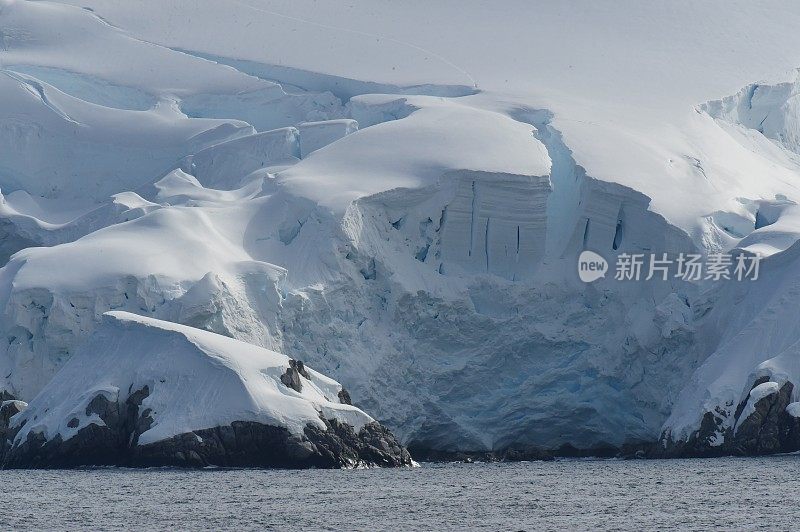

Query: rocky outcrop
left=730, top=379, right=796, bottom=454
left=0, top=314, right=412, bottom=469
left=337, top=388, right=352, bottom=405
left=0, top=399, right=27, bottom=459
left=133, top=418, right=411, bottom=469
left=280, top=359, right=309, bottom=392
left=658, top=378, right=800, bottom=457
left=0, top=386, right=411, bottom=469
left=1, top=386, right=153, bottom=468
left=0, top=399, right=25, bottom=425
left=304, top=417, right=412, bottom=468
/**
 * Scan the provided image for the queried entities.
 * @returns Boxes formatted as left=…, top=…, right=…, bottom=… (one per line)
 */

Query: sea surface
left=2, top=456, right=798, bottom=531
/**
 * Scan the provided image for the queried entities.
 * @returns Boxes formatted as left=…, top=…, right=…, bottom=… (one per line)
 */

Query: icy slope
left=659, top=205, right=800, bottom=455
left=0, top=193, right=290, bottom=399
left=2, top=311, right=410, bottom=467
left=657, top=76, right=800, bottom=455
left=52, top=0, right=800, bottom=237
left=0, top=70, right=253, bottom=201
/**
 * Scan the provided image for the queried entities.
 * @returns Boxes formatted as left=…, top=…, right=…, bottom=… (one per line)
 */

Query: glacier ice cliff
left=4, top=0, right=800, bottom=460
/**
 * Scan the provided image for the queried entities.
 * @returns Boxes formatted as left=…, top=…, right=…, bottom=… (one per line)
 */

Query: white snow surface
left=297, top=119, right=358, bottom=159
left=11, top=311, right=369, bottom=446
left=40, top=0, right=800, bottom=233
left=3, top=0, right=800, bottom=451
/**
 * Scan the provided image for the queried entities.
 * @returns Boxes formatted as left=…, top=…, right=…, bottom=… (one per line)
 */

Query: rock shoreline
left=657, top=379, right=800, bottom=458
left=0, top=389, right=412, bottom=469
left=6, top=376, right=800, bottom=467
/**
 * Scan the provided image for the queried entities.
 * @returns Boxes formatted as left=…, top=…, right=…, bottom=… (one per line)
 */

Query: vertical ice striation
left=438, top=171, right=550, bottom=281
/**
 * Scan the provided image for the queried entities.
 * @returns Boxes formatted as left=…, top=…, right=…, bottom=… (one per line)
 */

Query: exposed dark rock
left=338, top=388, right=352, bottom=405
left=0, top=399, right=27, bottom=463
left=124, top=385, right=152, bottom=446
left=5, top=423, right=119, bottom=468
left=1, top=400, right=26, bottom=427
left=1, top=386, right=411, bottom=469
left=304, top=418, right=413, bottom=468
left=654, top=408, right=731, bottom=458
left=136, top=417, right=413, bottom=469
left=3, top=389, right=135, bottom=468
left=132, top=422, right=318, bottom=468
left=293, top=359, right=310, bottom=380
left=730, top=380, right=796, bottom=455
left=280, top=360, right=304, bottom=392
left=85, top=393, right=121, bottom=428
left=658, top=379, right=800, bottom=458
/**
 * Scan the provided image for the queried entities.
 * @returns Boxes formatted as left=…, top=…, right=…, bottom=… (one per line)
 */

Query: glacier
left=3, top=0, right=800, bottom=460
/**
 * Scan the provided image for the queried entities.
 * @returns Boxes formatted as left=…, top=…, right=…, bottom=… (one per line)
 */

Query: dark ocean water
left=2, top=456, right=798, bottom=531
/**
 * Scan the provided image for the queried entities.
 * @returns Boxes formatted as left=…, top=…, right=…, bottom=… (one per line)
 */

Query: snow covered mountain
left=2, top=0, right=800, bottom=459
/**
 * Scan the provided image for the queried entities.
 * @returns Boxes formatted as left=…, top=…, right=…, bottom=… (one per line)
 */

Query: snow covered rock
left=0, top=399, right=26, bottom=459
left=0, top=312, right=411, bottom=468
left=658, top=377, right=800, bottom=457
left=0, top=399, right=26, bottom=431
